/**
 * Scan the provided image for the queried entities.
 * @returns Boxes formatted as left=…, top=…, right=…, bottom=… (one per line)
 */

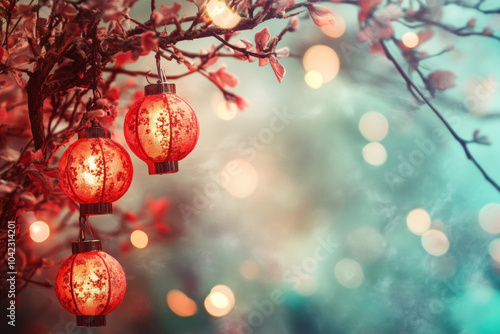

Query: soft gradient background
left=4, top=0, right=500, bottom=333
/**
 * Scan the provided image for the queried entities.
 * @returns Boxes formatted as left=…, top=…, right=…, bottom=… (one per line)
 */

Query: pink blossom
left=308, top=5, right=335, bottom=27
left=210, top=65, right=239, bottom=88
left=428, top=70, right=456, bottom=91
left=141, top=31, right=158, bottom=55
left=269, top=56, right=286, bottom=83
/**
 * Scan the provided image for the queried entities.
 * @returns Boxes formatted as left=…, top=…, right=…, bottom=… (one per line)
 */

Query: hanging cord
left=155, top=51, right=168, bottom=83
left=78, top=215, right=96, bottom=242
left=91, top=24, right=101, bottom=102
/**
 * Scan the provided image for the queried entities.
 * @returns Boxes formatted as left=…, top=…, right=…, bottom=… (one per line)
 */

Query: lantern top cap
left=145, top=82, right=176, bottom=96
left=72, top=240, right=102, bottom=254
left=79, top=120, right=110, bottom=139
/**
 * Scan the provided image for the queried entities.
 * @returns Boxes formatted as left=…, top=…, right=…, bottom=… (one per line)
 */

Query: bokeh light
left=204, top=285, right=235, bottom=317
left=239, top=260, right=259, bottom=280
left=347, top=226, right=385, bottom=263
left=359, top=111, right=389, bottom=141
left=362, top=142, right=387, bottom=166
left=479, top=203, right=500, bottom=233
left=130, top=230, right=149, bottom=249
left=489, top=239, right=500, bottom=263
left=304, top=70, right=323, bottom=89
left=29, top=220, right=50, bottom=243
left=222, top=159, right=258, bottom=198
left=166, top=290, right=198, bottom=317
left=421, top=230, right=450, bottom=256
left=303, top=45, right=340, bottom=84
left=334, top=259, right=364, bottom=289
left=407, top=208, right=432, bottom=235
left=215, top=101, right=238, bottom=120
left=205, top=0, right=241, bottom=29
left=402, top=32, right=419, bottom=48
left=321, top=13, right=345, bottom=38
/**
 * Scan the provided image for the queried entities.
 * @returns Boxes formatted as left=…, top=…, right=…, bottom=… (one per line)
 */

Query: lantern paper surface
left=55, top=251, right=126, bottom=325
left=124, top=93, right=199, bottom=174
left=58, top=137, right=133, bottom=212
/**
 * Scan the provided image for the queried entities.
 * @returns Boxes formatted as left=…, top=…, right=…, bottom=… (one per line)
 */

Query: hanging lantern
left=124, top=79, right=199, bottom=175
left=55, top=239, right=126, bottom=327
left=58, top=121, right=133, bottom=215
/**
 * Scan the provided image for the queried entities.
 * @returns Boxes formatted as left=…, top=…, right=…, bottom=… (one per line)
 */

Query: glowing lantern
left=124, top=82, right=199, bottom=174
left=55, top=240, right=126, bottom=327
left=58, top=122, right=133, bottom=215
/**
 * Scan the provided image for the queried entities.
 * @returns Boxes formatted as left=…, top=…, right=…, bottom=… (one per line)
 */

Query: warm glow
left=362, top=142, right=387, bottom=166
left=303, top=45, right=340, bottom=83
left=215, top=101, right=238, bottom=120
left=479, top=203, right=500, bottom=233
left=206, top=0, right=241, bottom=29
left=321, top=13, right=345, bottom=38
left=130, top=230, right=149, bottom=249
left=304, top=71, right=323, bottom=89
left=402, top=32, right=419, bottom=48
left=29, top=220, right=50, bottom=243
left=407, top=208, right=431, bottom=235
left=166, top=290, right=198, bottom=317
left=421, top=230, right=450, bottom=256
left=222, top=159, right=258, bottom=198
left=55, top=251, right=126, bottom=318
left=359, top=111, right=389, bottom=141
left=204, top=285, right=235, bottom=317
left=239, top=260, right=259, bottom=280
left=334, top=259, right=364, bottom=289
left=83, top=155, right=97, bottom=185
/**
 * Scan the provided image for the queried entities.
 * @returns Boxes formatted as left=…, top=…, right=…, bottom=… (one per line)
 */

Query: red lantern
left=55, top=240, right=126, bottom=327
left=58, top=122, right=133, bottom=215
left=124, top=82, right=199, bottom=175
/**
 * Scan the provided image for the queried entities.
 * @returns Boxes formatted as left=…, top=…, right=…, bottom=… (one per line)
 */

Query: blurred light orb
left=479, top=203, right=500, bottom=233
left=303, top=45, right=340, bottom=83
left=321, top=13, right=345, bottom=38
left=421, top=230, right=450, bottom=256
left=402, top=32, right=419, bottom=48
left=215, top=101, right=238, bottom=120
left=167, top=290, right=197, bottom=317
left=359, top=111, right=389, bottom=141
left=362, top=142, right=387, bottom=166
left=206, top=0, right=241, bottom=29
left=334, top=258, right=364, bottom=289
left=222, top=159, right=258, bottom=198
left=30, top=220, right=50, bottom=243
left=130, top=230, right=149, bottom=249
left=204, top=285, right=235, bottom=317
left=347, top=226, right=385, bottom=263
left=407, top=208, right=431, bottom=235
left=239, top=260, right=259, bottom=280
left=489, top=239, right=500, bottom=262
left=305, top=71, right=323, bottom=89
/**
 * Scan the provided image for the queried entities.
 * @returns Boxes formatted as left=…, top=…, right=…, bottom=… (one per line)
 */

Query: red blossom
left=467, top=18, right=476, bottom=27
left=235, top=96, right=250, bottom=111
left=152, top=3, right=182, bottom=27
left=255, top=27, right=271, bottom=52
left=141, top=31, right=158, bottom=55
left=210, top=65, right=239, bottom=88
left=308, top=4, right=335, bottom=27
left=428, top=70, right=456, bottom=91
